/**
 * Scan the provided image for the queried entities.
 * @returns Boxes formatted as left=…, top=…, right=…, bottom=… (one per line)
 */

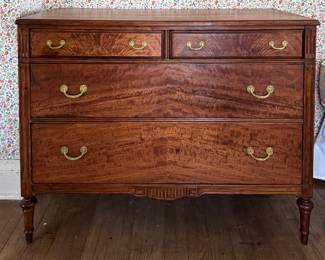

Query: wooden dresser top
left=16, top=8, right=319, bottom=26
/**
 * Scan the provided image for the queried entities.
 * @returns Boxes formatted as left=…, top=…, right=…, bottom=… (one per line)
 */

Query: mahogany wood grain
left=171, top=31, right=303, bottom=58
left=32, top=183, right=302, bottom=196
left=16, top=8, right=319, bottom=245
left=31, top=31, right=162, bottom=57
left=302, top=26, right=317, bottom=199
left=18, top=63, right=32, bottom=198
left=16, top=9, right=320, bottom=27
left=297, top=26, right=317, bottom=245
left=31, top=122, right=302, bottom=185
left=18, top=26, right=29, bottom=59
left=30, top=63, right=303, bottom=119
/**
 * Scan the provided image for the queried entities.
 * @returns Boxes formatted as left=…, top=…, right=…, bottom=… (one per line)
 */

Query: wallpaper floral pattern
left=0, top=0, right=325, bottom=159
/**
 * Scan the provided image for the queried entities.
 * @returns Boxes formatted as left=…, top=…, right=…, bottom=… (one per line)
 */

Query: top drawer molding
left=171, top=30, right=303, bottom=59
left=31, top=30, right=163, bottom=58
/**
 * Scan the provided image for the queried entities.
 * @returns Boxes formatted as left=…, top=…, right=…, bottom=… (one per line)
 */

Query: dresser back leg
left=297, top=198, right=313, bottom=245
left=20, top=197, right=37, bottom=243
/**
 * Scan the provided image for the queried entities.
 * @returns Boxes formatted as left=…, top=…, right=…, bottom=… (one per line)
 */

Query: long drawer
left=30, top=63, right=303, bottom=119
left=31, top=30, right=162, bottom=58
left=31, top=122, right=302, bottom=185
left=171, top=30, right=303, bottom=58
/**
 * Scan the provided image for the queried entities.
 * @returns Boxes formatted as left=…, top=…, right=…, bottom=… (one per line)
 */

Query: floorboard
left=1, top=182, right=325, bottom=260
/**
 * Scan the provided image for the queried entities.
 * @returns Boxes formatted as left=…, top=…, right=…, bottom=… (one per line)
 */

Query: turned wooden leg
left=20, top=197, right=37, bottom=243
left=297, top=198, right=313, bottom=245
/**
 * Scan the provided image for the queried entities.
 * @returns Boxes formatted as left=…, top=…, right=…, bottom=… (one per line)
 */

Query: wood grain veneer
left=16, top=8, right=319, bottom=245
left=16, top=9, right=319, bottom=26
left=31, top=122, right=302, bottom=185
left=30, top=63, right=303, bottom=118
left=171, top=31, right=303, bottom=58
left=31, top=31, right=162, bottom=57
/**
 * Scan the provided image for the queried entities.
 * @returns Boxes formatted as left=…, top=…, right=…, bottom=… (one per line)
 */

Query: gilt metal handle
left=186, top=41, right=205, bottom=51
left=129, top=40, right=147, bottom=50
left=245, top=147, right=273, bottom=162
left=60, top=146, right=87, bottom=161
left=246, top=85, right=274, bottom=99
left=46, top=40, right=66, bottom=50
left=59, top=84, right=87, bottom=99
left=269, top=40, right=288, bottom=50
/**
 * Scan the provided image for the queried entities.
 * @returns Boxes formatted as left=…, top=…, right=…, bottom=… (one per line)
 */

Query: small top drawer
left=171, top=30, right=303, bottom=58
left=31, top=30, right=162, bottom=58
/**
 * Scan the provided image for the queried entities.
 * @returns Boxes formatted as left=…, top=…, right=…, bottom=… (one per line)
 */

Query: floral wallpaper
left=0, top=0, right=324, bottom=160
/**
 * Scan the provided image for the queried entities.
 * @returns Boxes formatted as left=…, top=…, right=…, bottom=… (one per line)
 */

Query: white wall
left=0, top=160, right=21, bottom=199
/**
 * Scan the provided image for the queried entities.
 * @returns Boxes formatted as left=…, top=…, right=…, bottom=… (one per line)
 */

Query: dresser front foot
left=297, top=198, right=313, bottom=245
left=20, top=197, right=37, bottom=244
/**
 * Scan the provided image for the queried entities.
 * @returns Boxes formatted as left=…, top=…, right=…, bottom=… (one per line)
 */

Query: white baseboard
left=0, top=160, right=21, bottom=200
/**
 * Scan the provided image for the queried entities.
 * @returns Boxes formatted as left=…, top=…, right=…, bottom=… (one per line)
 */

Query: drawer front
left=31, top=31, right=162, bottom=57
left=171, top=31, right=302, bottom=58
left=31, top=63, right=303, bottom=119
left=31, top=123, right=302, bottom=185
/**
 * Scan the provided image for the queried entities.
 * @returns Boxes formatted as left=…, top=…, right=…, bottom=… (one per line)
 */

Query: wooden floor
left=1, top=182, right=325, bottom=260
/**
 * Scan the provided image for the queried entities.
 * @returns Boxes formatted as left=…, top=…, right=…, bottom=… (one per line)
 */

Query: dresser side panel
left=18, top=27, right=32, bottom=197
left=301, top=26, right=317, bottom=198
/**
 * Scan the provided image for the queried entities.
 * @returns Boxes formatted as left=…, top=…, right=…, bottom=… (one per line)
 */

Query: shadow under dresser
left=16, top=8, right=319, bottom=244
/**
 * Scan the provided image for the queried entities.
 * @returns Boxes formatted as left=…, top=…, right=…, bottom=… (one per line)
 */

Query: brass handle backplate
left=245, top=147, right=273, bottom=162
left=186, top=41, right=205, bottom=51
left=269, top=40, right=288, bottom=50
left=59, top=84, right=87, bottom=99
left=129, top=40, right=147, bottom=50
left=60, top=146, right=87, bottom=161
left=246, top=85, right=274, bottom=99
left=46, top=40, right=66, bottom=50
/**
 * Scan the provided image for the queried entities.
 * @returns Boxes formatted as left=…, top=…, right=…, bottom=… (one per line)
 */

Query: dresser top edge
left=16, top=8, right=320, bottom=26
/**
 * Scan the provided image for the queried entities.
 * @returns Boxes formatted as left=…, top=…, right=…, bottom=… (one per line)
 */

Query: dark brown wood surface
left=17, top=8, right=319, bottom=244
left=31, top=122, right=302, bottom=185
left=16, top=8, right=320, bottom=26
left=30, top=63, right=303, bottom=118
left=2, top=181, right=325, bottom=259
left=31, top=31, right=162, bottom=57
left=32, top=183, right=302, bottom=197
left=302, top=26, right=317, bottom=199
left=18, top=62, right=31, bottom=199
left=171, top=30, right=302, bottom=58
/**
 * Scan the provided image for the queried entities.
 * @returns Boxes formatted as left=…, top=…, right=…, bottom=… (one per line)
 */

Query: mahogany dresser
left=16, top=9, right=319, bottom=244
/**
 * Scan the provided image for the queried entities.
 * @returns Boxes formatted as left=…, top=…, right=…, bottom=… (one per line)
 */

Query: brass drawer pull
left=246, top=85, right=274, bottom=99
left=60, top=146, right=87, bottom=161
left=269, top=40, right=288, bottom=50
left=245, top=147, right=273, bottom=162
left=46, top=40, right=66, bottom=50
left=186, top=41, right=205, bottom=51
left=129, top=40, right=147, bottom=50
left=59, top=84, right=87, bottom=99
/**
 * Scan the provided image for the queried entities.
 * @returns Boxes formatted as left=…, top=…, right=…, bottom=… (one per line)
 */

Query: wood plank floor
left=1, top=181, right=325, bottom=260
